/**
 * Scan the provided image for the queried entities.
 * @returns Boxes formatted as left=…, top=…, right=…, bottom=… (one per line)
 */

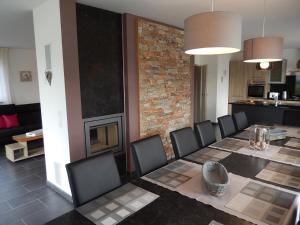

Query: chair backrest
left=283, top=110, right=300, bottom=127
left=170, top=127, right=200, bottom=159
left=233, top=112, right=248, bottom=131
left=194, top=120, right=216, bottom=147
left=218, top=115, right=237, bottom=138
left=66, top=151, right=121, bottom=207
left=131, top=135, right=167, bottom=177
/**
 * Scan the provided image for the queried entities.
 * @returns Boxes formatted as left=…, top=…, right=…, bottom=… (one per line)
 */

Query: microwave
left=247, top=85, right=265, bottom=98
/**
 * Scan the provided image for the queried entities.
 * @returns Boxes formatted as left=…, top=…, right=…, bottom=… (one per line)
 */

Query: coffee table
left=5, top=132, right=44, bottom=162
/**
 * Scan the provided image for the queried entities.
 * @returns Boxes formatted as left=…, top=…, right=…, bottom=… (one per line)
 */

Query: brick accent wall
left=137, top=18, right=192, bottom=158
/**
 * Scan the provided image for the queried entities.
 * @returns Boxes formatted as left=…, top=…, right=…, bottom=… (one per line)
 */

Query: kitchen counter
left=230, top=101, right=300, bottom=126
left=229, top=99, right=300, bottom=107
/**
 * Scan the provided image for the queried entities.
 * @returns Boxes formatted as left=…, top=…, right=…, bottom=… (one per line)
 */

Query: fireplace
left=84, top=113, right=124, bottom=157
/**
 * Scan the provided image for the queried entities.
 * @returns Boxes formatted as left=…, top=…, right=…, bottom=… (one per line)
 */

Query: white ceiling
left=0, top=0, right=299, bottom=49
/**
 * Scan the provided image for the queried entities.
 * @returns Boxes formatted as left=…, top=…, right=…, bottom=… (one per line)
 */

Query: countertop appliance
left=248, top=84, right=265, bottom=98
left=268, top=92, right=280, bottom=99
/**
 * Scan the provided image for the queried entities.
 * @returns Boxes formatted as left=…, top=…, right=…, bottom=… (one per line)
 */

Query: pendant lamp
left=184, top=0, right=242, bottom=55
left=243, top=0, right=283, bottom=63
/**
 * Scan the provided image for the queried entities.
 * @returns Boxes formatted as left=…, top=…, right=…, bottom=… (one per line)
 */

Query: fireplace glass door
left=84, top=115, right=123, bottom=157
left=90, top=122, right=119, bottom=154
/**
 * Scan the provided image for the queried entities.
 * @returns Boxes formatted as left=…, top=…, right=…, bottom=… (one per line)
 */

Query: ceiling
left=0, top=0, right=299, bottom=49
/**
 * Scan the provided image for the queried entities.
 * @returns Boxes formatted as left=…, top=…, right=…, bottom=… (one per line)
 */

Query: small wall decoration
left=45, top=44, right=52, bottom=86
left=20, top=71, right=32, bottom=82
left=45, top=71, right=52, bottom=86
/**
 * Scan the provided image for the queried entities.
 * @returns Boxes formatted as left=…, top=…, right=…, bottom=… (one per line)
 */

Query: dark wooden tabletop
left=46, top=131, right=300, bottom=225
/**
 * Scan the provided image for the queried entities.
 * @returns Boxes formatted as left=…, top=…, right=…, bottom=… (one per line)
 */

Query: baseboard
left=46, top=181, right=73, bottom=204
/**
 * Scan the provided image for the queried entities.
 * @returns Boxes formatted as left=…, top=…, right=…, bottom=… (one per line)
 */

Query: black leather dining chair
left=66, top=151, right=121, bottom=207
left=218, top=115, right=237, bottom=138
left=194, top=120, right=216, bottom=148
left=233, top=111, right=249, bottom=131
left=170, top=127, right=200, bottom=159
left=283, top=109, right=300, bottom=127
left=131, top=135, right=167, bottom=177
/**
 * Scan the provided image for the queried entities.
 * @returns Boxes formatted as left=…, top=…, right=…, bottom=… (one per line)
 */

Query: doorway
left=194, top=65, right=207, bottom=123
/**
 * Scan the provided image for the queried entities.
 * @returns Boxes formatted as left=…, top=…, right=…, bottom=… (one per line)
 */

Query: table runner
left=142, top=160, right=299, bottom=225
left=209, top=138, right=300, bottom=167
left=76, top=183, right=159, bottom=225
left=256, top=161, right=300, bottom=190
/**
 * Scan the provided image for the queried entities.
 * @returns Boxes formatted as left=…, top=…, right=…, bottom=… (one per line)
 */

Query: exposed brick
left=137, top=18, right=192, bottom=159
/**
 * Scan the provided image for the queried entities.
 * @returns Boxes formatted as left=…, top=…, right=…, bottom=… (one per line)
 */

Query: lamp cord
left=211, top=0, right=214, bottom=12
left=262, top=0, right=266, bottom=37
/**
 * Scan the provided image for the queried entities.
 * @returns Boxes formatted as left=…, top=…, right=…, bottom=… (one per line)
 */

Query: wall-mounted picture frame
left=20, top=71, right=32, bottom=82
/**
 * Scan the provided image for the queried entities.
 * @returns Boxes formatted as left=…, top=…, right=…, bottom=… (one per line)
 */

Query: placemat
left=233, top=130, right=250, bottom=140
left=284, top=138, right=300, bottom=149
left=256, top=162, right=300, bottom=190
left=77, top=183, right=159, bottom=225
left=225, top=181, right=297, bottom=225
left=184, top=148, right=231, bottom=164
left=143, top=160, right=201, bottom=190
left=210, top=138, right=249, bottom=152
left=269, top=147, right=300, bottom=165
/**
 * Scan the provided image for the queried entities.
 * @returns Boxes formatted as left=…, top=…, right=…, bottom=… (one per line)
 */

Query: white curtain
left=0, top=48, right=12, bottom=104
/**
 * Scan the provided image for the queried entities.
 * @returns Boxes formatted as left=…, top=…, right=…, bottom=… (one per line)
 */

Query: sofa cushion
left=0, top=116, right=5, bottom=129
left=3, top=114, right=20, bottom=128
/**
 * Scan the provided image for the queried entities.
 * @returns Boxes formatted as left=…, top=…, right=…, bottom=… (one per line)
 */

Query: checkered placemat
left=233, top=130, right=250, bottom=140
left=77, top=183, right=159, bottom=225
left=284, top=138, right=300, bottom=149
left=144, top=160, right=198, bottom=189
left=270, top=148, right=300, bottom=165
left=210, top=138, right=249, bottom=152
left=185, top=148, right=231, bottom=164
left=226, top=181, right=297, bottom=225
left=256, top=162, right=300, bottom=189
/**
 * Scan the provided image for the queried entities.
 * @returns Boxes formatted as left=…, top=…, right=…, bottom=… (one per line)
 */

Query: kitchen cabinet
left=269, top=59, right=287, bottom=84
left=229, top=61, right=247, bottom=102
left=229, top=61, right=269, bottom=102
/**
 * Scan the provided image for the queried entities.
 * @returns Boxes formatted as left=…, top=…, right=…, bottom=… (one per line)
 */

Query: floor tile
left=23, top=178, right=46, bottom=191
left=0, top=201, right=12, bottom=213
left=8, top=186, right=56, bottom=208
left=0, top=200, right=46, bottom=225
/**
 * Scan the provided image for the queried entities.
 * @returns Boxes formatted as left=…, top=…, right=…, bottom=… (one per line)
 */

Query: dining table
left=46, top=124, right=300, bottom=225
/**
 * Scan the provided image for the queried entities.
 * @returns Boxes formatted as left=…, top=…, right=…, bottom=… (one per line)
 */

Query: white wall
left=8, top=48, right=40, bottom=104
left=216, top=55, right=230, bottom=119
left=33, top=0, right=71, bottom=195
left=195, top=55, right=230, bottom=122
left=195, top=55, right=218, bottom=122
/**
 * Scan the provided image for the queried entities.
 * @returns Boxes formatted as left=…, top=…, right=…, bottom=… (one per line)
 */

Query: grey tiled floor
left=0, top=148, right=73, bottom=225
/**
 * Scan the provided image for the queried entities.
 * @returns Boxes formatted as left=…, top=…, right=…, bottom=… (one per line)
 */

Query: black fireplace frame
left=83, top=113, right=125, bottom=157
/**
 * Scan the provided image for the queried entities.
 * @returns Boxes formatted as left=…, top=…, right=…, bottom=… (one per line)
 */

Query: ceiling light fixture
left=256, top=62, right=272, bottom=70
left=243, top=0, right=283, bottom=63
left=184, top=0, right=242, bottom=55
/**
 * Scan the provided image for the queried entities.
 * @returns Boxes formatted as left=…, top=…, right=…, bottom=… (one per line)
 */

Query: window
left=0, top=48, right=11, bottom=104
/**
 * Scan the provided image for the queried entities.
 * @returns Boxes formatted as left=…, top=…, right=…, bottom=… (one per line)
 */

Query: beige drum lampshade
left=243, top=37, right=283, bottom=63
left=184, top=11, right=242, bottom=55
